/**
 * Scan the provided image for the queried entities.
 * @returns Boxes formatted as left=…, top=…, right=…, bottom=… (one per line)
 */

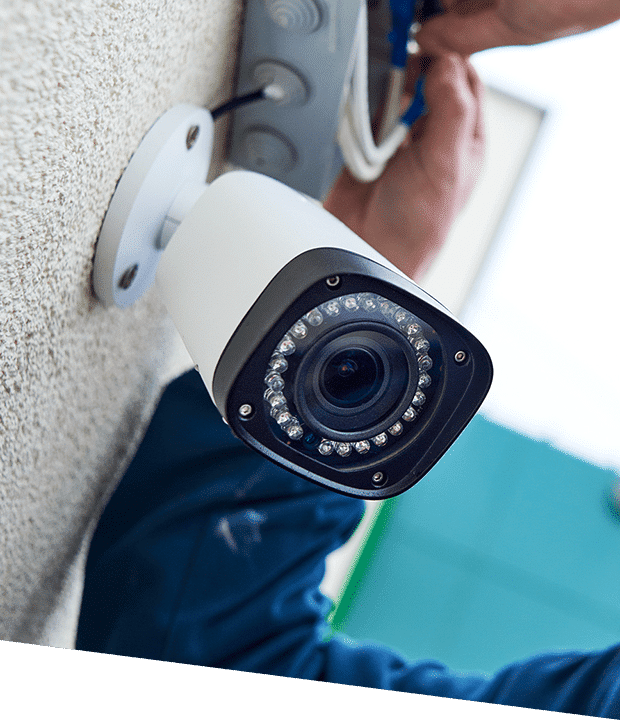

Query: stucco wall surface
left=0, top=0, right=241, bottom=647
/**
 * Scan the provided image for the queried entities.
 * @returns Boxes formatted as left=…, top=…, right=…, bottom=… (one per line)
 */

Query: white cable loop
left=337, top=113, right=386, bottom=183
left=377, top=67, right=406, bottom=143
left=338, top=2, right=409, bottom=182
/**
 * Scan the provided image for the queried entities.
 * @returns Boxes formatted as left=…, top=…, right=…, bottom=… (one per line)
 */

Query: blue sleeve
left=77, top=370, right=620, bottom=717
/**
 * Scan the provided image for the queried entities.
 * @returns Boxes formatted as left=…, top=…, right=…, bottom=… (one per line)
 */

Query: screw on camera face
left=372, top=471, right=386, bottom=487
left=325, top=276, right=341, bottom=288
left=238, top=403, right=253, bottom=418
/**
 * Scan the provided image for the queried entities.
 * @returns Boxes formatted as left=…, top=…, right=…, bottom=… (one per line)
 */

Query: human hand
left=324, top=53, right=484, bottom=281
left=416, top=0, right=620, bottom=56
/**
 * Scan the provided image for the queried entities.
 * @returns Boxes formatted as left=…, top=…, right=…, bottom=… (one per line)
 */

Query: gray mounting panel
left=227, top=0, right=364, bottom=200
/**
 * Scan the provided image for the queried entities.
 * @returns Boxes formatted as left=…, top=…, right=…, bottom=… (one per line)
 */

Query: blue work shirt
left=77, top=370, right=620, bottom=717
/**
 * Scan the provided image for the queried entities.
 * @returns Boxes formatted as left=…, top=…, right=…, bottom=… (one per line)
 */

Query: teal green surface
left=335, top=415, right=620, bottom=674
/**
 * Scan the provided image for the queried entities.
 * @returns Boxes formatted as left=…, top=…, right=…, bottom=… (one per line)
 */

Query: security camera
left=157, top=170, right=493, bottom=499
left=93, top=104, right=493, bottom=500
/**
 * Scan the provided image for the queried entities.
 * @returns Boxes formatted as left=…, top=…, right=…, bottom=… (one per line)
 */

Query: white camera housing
left=158, top=169, right=427, bottom=403
left=93, top=105, right=493, bottom=499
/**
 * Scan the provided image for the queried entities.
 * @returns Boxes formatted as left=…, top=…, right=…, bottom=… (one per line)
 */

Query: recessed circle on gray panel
left=243, top=127, right=297, bottom=173
left=264, top=0, right=322, bottom=33
left=253, top=62, right=309, bottom=106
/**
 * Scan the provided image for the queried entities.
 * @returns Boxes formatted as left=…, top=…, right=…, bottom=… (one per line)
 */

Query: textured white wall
left=0, top=0, right=241, bottom=647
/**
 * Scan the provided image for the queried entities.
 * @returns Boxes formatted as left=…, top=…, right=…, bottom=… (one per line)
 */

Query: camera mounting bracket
left=93, top=104, right=213, bottom=308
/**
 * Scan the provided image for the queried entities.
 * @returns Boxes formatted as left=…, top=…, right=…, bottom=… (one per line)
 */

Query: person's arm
left=324, top=52, right=485, bottom=281
left=416, top=0, right=620, bottom=56
left=324, top=2, right=620, bottom=280
left=77, top=370, right=620, bottom=717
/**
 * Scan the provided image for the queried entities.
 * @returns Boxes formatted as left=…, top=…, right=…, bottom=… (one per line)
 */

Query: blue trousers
left=77, top=371, right=620, bottom=717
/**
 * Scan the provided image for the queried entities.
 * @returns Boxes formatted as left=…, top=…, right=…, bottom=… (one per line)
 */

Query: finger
left=464, top=57, right=485, bottom=144
left=415, top=9, right=532, bottom=56
left=416, top=53, right=480, bottom=181
left=402, top=53, right=428, bottom=97
left=404, top=56, right=484, bottom=143
left=421, top=0, right=620, bottom=54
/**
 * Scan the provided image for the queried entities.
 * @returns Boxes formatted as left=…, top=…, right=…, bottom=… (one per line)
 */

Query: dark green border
left=0, top=642, right=578, bottom=720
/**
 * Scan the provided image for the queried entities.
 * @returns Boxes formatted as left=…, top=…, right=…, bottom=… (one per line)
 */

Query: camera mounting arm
left=93, top=104, right=213, bottom=309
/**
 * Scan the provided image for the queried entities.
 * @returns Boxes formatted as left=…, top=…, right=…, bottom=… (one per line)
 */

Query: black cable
left=211, top=88, right=266, bottom=120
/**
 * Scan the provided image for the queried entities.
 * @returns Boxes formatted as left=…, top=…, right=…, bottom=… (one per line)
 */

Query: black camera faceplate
left=215, top=248, right=493, bottom=500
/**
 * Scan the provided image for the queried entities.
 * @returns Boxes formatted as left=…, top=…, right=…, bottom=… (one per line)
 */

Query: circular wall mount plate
left=93, top=104, right=213, bottom=308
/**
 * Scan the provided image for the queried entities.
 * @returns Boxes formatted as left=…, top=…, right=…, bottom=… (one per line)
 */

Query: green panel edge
left=329, top=497, right=400, bottom=633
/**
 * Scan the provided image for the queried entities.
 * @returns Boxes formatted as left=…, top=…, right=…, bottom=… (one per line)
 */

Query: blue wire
left=388, top=0, right=416, bottom=68
left=401, top=75, right=427, bottom=127
left=388, top=1, right=445, bottom=67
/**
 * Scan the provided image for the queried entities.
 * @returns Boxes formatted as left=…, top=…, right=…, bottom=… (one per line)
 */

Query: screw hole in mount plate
left=186, top=125, right=200, bottom=150
left=118, top=264, right=139, bottom=290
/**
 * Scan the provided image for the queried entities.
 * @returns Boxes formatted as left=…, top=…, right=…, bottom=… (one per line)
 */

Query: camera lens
left=321, top=347, right=383, bottom=408
left=262, top=292, right=435, bottom=457
left=295, top=324, right=418, bottom=440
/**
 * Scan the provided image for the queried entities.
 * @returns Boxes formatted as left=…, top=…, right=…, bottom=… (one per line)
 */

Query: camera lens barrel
left=295, top=323, right=419, bottom=440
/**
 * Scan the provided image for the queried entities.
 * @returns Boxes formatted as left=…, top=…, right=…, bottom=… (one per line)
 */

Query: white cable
left=262, top=83, right=286, bottom=102
left=338, top=2, right=410, bottom=182
left=351, top=3, right=407, bottom=165
left=377, top=67, right=406, bottom=143
left=337, top=112, right=386, bottom=183
left=339, top=102, right=408, bottom=178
